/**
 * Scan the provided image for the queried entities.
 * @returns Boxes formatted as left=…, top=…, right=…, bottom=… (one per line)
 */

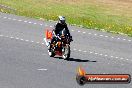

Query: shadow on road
left=54, top=57, right=97, bottom=63
left=66, top=58, right=97, bottom=62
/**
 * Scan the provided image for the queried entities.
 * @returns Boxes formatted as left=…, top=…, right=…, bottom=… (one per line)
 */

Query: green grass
left=1, top=0, right=132, bottom=36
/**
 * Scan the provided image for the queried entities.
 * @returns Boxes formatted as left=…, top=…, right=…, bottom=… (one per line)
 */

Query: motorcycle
left=44, top=28, right=72, bottom=59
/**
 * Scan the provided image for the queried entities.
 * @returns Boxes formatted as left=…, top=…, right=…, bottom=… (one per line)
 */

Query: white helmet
left=58, top=16, right=66, bottom=24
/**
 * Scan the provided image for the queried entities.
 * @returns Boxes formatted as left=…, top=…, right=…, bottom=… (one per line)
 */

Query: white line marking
left=20, top=39, right=24, bottom=41
left=34, top=23, right=37, bottom=24
left=120, top=58, right=124, bottom=60
left=83, top=32, right=86, bottom=33
left=28, top=22, right=32, bottom=24
left=78, top=31, right=80, bottom=32
left=90, top=52, right=93, bottom=54
left=94, top=34, right=97, bottom=36
left=111, top=37, right=114, bottom=38
left=18, top=20, right=22, bottom=21
left=36, top=42, right=40, bottom=44
left=15, top=37, right=19, bottom=40
left=50, top=26, right=53, bottom=27
left=71, top=30, right=74, bottom=31
left=100, top=35, right=103, bottom=37
left=123, top=39, right=126, bottom=41
left=128, top=40, right=131, bottom=42
left=42, top=43, right=45, bottom=45
left=115, top=57, right=119, bottom=59
left=105, top=55, right=108, bottom=57
left=24, top=21, right=27, bottom=23
left=37, top=69, right=47, bottom=71
left=78, top=50, right=81, bottom=52
left=40, top=24, right=43, bottom=26
left=3, top=17, right=7, bottom=19
left=31, top=41, right=34, bottom=43
left=10, top=37, right=14, bottom=39
left=105, top=36, right=108, bottom=38
left=0, top=35, right=3, bottom=37
left=117, top=38, right=120, bottom=40
left=99, top=54, right=103, bottom=56
left=73, top=48, right=77, bottom=51
left=95, top=53, right=98, bottom=55
left=13, top=19, right=16, bottom=20
left=111, top=56, right=114, bottom=58
left=25, top=40, right=29, bottom=42
left=83, top=51, right=87, bottom=53
left=8, top=18, right=11, bottom=19
left=88, top=33, right=92, bottom=34
left=0, top=34, right=128, bottom=62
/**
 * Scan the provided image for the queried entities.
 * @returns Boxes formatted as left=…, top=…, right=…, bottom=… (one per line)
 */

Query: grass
left=1, top=0, right=132, bottom=36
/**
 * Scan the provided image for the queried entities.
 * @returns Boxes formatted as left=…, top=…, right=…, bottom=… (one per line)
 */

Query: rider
left=49, top=16, right=72, bottom=51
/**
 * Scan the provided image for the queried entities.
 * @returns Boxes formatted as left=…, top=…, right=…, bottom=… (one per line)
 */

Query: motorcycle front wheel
left=48, top=50, right=55, bottom=57
left=62, top=44, right=70, bottom=59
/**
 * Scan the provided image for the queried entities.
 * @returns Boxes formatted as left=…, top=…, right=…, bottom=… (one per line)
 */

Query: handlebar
left=57, top=35, right=61, bottom=40
left=55, top=34, right=73, bottom=42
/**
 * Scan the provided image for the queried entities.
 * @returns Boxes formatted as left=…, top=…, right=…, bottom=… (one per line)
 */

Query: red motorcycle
left=44, top=28, right=72, bottom=59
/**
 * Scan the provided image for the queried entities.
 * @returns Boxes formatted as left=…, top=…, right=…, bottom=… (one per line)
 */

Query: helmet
left=58, top=16, right=66, bottom=24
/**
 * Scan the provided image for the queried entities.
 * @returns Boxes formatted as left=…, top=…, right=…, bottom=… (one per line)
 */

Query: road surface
left=0, top=12, right=132, bottom=88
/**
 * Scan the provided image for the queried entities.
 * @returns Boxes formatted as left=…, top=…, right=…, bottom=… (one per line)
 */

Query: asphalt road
left=0, top=12, right=132, bottom=88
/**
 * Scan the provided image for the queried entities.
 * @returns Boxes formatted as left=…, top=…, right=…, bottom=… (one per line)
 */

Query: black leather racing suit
left=49, top=22, right=71, bottom=50
left=53, top=22, right=70, bottom=36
